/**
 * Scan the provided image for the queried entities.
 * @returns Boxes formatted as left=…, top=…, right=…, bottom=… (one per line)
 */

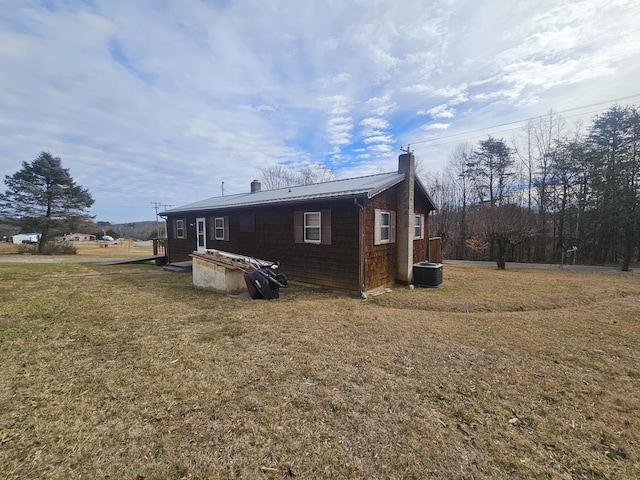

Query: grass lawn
left=0, top=240, right=155, bottom=258
left=0, top=261, right=639, bottom=479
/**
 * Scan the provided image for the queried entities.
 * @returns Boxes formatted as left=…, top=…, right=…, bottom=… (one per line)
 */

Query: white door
left=196, top=217, right=206, bottom=253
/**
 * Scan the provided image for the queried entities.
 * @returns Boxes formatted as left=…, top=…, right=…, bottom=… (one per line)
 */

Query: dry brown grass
left=1, top=262, right=639, bottom=479
left=0, top=243, right=18, bottom=255
left=73, top=240, right=154, bottom=258
left=0, top=240, right=154, bottom=258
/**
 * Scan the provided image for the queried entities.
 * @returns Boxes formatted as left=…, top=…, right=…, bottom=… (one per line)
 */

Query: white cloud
left=364, top=94, right=397, bottom=117
left=363, top=134, right=393, bottom=144
left=317, top=72, right=352, bottom=89
left=243, top=104, right=277, bottom=113
left=325, top=117, right=353, bottom=148
left=419, top=104, right=455, bottom=119
left=422, top=123, right=450, bottom=131
left=361, top=117, right=390, bottom=132
left=1, top=0, right=638, bottom=221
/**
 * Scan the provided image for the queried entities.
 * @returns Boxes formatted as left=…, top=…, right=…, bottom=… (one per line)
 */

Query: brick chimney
left=396, top=152, right=415, bottom=284
left=250, top=179, right=261, bottom=193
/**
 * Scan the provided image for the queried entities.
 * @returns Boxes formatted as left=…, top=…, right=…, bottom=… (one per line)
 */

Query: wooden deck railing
left=153, top=238, right=167, bottom=257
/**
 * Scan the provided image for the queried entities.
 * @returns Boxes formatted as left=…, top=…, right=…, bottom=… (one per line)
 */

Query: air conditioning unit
left=412, top=262, right=443, bottom=288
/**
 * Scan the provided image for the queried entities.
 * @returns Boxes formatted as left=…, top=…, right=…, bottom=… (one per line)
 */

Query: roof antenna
left=400, top=144, right=413, bottom=154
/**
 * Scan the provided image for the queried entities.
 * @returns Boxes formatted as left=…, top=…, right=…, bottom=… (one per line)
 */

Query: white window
left=294, top=210, right=331, bottom=245
left=175, top=219, right=185, bottom=239
left=209, top=216, right=229, bottom=241
left=304, top=212, right=321, bottom=243
left=374, top=209, right=396, bottom=245
left=380, top=212, right=391, bottom=241
left=414, top=214, right=424, bottom=239
left=214, top=217, right=225, bottom=240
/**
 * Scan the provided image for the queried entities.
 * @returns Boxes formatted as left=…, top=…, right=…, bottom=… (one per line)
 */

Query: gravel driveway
left=444, top=259, right=626, bottom=272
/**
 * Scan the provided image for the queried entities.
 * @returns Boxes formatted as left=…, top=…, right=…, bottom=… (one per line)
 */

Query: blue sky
left=1, top=0, right=639, bottom=223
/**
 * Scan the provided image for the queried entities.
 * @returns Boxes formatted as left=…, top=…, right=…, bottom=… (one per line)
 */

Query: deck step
left=163, top=261, right=192, bottom=273
left=99, top=255, right=166, bottom=266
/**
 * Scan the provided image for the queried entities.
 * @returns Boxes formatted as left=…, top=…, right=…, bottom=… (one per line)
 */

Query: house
left=11, top=232, right=41, bottom=244
left=161, top=153, right=436, bottom=294
left=61, top=233, right=97, bottom=242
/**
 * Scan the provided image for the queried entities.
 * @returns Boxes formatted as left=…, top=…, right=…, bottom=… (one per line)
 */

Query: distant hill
left=3, top=218, right=165, bottom=242
left=96, top=220, right=163, bottom=240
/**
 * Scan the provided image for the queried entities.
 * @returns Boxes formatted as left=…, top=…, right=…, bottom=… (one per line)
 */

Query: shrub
left=16, top=244, right=36, bottom=254
left=16, top=242, right=77, bottom=255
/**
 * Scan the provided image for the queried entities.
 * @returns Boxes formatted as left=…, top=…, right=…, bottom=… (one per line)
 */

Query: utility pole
left=151, top=202, right=162, bottom=239
left=159, top=203, right=172, bottom=238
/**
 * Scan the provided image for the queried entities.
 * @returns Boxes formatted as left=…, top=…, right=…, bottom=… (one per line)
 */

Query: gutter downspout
left=354, top=197, right=366, bottom=299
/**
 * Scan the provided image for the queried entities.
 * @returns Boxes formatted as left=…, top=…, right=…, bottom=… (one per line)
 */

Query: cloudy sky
left=1, top=0, right=639, bottom=223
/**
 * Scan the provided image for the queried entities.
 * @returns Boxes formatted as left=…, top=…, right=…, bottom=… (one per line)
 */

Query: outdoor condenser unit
left=412, top=262, right=443, bottom=288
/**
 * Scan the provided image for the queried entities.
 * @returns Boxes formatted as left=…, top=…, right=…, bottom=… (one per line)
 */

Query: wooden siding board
left=362, top=184, right=433, bottom=291
left=166, top=199, right=360, bottom=291
left=165, top=176, right=435, bottom=293
left=363, top=187, right=399, bottom=291
left=413, top=194, right=430, bottom=264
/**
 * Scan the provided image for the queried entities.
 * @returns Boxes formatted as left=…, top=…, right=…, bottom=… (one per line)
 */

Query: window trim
left=210, top=216, right=229, bottom=241
left=380, top=211, right=391, bottom=242
left=294, top=210, right=331, bottom=245
left=414, top=213, right=425, bottom=240
left=175, top=219, right=185, bottom=239
left=374, top=209, right=396, bottom=245
left=304, top=211, right=321, bottom=244
left=214, top=217, right=225, bottom=241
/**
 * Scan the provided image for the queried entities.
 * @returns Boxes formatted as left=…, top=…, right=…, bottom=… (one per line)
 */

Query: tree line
left=3, top=105, right=638, bottom=267
left=425, top=104, right=640, bottom=270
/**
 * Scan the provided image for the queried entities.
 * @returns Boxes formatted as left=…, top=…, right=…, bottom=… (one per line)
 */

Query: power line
left=151, top=202, right=171, bottom=238
left=413, top=105, right=617, bottom=151
left=405, top=93, right=640, bottom=152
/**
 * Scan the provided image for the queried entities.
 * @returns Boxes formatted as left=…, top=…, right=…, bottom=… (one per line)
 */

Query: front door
left=196, top=217, right=206, bottom=253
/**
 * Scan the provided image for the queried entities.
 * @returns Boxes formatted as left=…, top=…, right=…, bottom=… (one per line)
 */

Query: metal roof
left=162, top=171, right=409, bottom=215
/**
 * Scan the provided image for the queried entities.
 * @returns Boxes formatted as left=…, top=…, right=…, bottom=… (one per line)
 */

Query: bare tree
left=261, top=162, right=339, bottom=190
left=531, top=110, right=566, bottom=260
left=478, top=204, right=538, bottom=269
left=515, top=120, right=535, bottom=210
left=424, top=169, right=458, bottom=255
left=430, top=104, right=640, bottom=268
left=448, top=142, right=474, bottom=259
left=299, top=163, right=339, bottom=184
left=260, top=165, right=299, bottom=190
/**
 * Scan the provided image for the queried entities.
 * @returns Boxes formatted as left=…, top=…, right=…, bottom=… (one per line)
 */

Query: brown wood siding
left=165, top=176, right=435, bottom=293
left=413, top=194, right=430, bottom=264
left=166, top=199, right=360, bottom=291
left=363, top=187, right=399, bottom=291
left=429, top=237, right=442, bottom=263
left=363, top=184, right=433, bottom=291
left=166, top=217, right=198, bottom=263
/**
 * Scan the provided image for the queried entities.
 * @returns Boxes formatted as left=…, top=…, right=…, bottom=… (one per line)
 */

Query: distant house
left=161, top=153, right=436, bottom=294
left=12, top=232, right=41, bottom=244
left=61, top=233, right=96, bottom=242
